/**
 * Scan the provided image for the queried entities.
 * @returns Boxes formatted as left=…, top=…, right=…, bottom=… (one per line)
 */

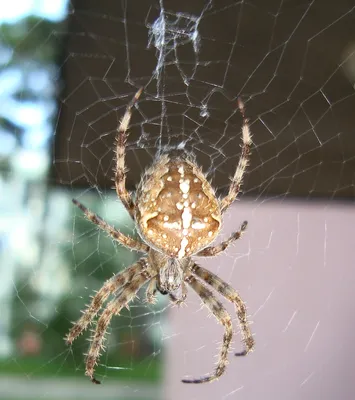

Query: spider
left=65, top=88, right=254, bottom=384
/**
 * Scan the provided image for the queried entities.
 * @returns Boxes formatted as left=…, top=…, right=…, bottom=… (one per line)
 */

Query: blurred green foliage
left=0, top=17, right=65, bottom=61
left=0, top=11, right=163, bottom=382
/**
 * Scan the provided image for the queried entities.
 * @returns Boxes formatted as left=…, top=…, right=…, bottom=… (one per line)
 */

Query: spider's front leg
left=115, top=88, right=143, bottom=218
left=65, top=258, right=148, bottom=344
left=86, top=268, right=154, bottom=384
left=191, top=263, right=255, bottom=356
left=182, top=273, right=233, bottom=384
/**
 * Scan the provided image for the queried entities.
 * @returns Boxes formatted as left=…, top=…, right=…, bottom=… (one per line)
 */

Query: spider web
left=2, top=1, right=355, bottom=399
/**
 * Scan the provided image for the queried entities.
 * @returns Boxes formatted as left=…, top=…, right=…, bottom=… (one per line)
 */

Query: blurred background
left=0, top=1, right=354, bottom=399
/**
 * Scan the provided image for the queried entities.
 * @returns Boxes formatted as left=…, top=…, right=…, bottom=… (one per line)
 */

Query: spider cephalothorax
left=66, top=88, right=254, bottom=385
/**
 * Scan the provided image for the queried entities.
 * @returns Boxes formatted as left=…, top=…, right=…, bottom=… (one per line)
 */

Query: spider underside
left=66, top=88, right=254, bottom=384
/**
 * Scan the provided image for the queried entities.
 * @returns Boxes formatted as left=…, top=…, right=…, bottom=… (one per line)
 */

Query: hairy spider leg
left=219, top=98, right=252, bottom=213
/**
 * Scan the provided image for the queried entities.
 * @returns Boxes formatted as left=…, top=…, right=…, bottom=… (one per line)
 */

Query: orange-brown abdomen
left=135, top=154, right=221, bottom=258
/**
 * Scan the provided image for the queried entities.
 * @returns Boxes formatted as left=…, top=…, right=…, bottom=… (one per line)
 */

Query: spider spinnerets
left=66, top=88, right=255, bottom=385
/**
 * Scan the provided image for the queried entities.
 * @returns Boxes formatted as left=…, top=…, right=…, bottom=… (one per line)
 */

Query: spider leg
left=72, top=199, right=149, bottom=253
left=182, top=273, right=233, bottom=384
left=191, top=263, right=255, bottom=356
left=65, top=258, right=148, bottom=344
left=145, top=277, right=158, bottom=304
left=115, top=88, right=143, bottom=218
left=219, top=98, right=252, bottom=213
left=85, top=268, right=154, bottom=384
left=196, top=221, right=247, bottom=257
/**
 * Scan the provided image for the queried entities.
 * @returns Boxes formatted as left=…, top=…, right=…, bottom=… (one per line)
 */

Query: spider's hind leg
left=196, top=221, right=248, bottom=257
left=219, top=98, right=252, bottom=213
left=115, top=88, right=143, bottom=218
left=72, top=199, right=149, bottom=253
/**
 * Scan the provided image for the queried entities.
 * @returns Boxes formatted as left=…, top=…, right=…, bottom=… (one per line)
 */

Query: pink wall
left=165, top=200, right=355, bottom=400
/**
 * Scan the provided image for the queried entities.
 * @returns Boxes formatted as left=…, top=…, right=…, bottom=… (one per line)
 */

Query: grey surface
left=166, top=199, right=355, bottom=400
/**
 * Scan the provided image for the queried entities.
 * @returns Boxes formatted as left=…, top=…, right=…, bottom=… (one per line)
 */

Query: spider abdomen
left=135, top=155, right=221, bottom=258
